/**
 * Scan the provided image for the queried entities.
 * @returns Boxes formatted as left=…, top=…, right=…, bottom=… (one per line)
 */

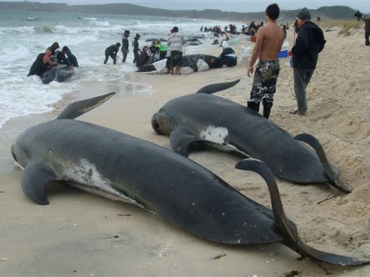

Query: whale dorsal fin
left=56, top=92, right=115, bottom=120
left=195, top=80, right=240, bottom=94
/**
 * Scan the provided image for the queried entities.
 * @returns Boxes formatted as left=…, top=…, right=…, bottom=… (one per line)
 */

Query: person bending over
left=104, top=43, right=121, bottom=64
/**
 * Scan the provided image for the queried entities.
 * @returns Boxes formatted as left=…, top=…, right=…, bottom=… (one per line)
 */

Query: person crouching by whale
left=104, top=43, right=121, bottom=65
left=246, top=3, right=285, bottom=119
left=63, top=46, right=78, bottom=67
left=215, top=40, right=237, bottom=67
left=56, top=46, right=74, bottom=70
left=27, top=42, right=59, bottom=77
left=136, top=46, right=152, bottom=68
left=43, top=42, right=60, bottom=68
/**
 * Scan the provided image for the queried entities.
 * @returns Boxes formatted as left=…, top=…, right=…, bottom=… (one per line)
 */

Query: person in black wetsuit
left=28, top=53, right=46, bottom=77
left=63, top=46, right=78, bottom=67
left=121, top=30, right=130, bottom=62
left=104, top=42, right=121, bottom=64
left=132, top=34, right=141, bottom=64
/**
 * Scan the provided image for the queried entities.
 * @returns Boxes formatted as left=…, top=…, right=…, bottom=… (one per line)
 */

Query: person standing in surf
left=132, top=33, right=141, bottom=64
left=121, top=30, right=130, bottom=62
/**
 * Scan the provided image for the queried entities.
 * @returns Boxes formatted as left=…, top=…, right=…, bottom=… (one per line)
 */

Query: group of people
left=28, top=41, right=79, bottom=83
left=30, top=4, right=327, bottom=116
left=103, top=26, right=188, bottom=75
left=104, top=30, right=168, bottom=69
left=162, top=27, right=237, bottom=74
left=246, top=4, right=326, bottom=118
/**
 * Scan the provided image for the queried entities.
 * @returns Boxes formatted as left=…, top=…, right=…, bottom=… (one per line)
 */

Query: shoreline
left=2, top=27, right=370, bottom=276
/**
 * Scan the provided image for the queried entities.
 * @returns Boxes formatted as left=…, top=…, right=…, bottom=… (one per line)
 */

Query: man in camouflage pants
left=247, top=3, right=285, bottom=119
left=248, top=61, right=280, bottom=118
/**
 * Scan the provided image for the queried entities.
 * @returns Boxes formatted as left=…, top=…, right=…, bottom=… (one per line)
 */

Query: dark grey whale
left=151, top=80, right=351, bottom=193
left=11, top=92, right=367, bottom=265
left=41, top=65, right=74, bottom=84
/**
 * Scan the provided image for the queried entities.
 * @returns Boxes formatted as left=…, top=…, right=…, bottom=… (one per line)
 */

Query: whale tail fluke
left=56, top=92, right=115, bottom=120
left=236, top=158, right=370, bottom=265
left=294, top=133, right=352, bottom=193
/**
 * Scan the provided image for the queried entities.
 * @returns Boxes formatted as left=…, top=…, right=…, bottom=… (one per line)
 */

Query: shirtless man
left=247, top=3, right=285, bottom=119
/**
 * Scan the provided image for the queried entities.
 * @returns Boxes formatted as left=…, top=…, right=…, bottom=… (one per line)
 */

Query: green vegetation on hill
left=0, top=2, right=360, bottom=21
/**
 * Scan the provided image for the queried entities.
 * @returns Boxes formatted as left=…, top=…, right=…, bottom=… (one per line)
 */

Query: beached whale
left=10, top=93, right=367, bottom=265
left=28, top=53, right=75, bottom=84
left=137, top=54, right=223, bottom=73
left=41, top=65, right=74, bottom=84
left=151, top=80, right=351, bottom=193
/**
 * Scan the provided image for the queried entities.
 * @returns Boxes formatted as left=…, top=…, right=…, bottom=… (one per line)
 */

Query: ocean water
left=0, top=10, right=234, bottom=129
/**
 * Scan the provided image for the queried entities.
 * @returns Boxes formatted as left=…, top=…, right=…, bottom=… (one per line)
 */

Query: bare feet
left=289, top=110, right=306, bottom=116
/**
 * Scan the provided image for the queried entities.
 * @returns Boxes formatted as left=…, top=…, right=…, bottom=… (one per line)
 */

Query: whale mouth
left=151, top=113, right=163, bottom=135
left=11, top=143, right=26, bottom=169
left=151, top=112, right=174, bottom=136
left=11, top=144, right=17, bottom=163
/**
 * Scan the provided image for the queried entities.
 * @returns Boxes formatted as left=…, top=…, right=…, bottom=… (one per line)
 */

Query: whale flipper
left=294, top=133, right=351, bottom=193
left=21, top=162, right=57, bottom=205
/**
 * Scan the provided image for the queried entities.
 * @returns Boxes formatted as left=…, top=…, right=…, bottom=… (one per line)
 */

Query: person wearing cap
left=290, top=7, right=326, bottom=116
left=104, top=42, right=121, bottom=65
left=246, top=3, right=285, bottom=119
left=121, top=30, right=130, bottom=62
left=132, top=33, right=141, bottom=64
left=167, top=26, right=186, bottom=75
left=43, top=42, right=59, bottom=67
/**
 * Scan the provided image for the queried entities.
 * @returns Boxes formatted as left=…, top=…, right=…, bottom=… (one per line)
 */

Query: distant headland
left=0, top=2, right=359, bottom=21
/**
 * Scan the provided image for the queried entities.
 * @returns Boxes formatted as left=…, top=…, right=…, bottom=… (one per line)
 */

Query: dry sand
left=1, top=24, right=370, bottom=276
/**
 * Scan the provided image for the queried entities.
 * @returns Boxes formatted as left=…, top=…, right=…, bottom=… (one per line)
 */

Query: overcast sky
left=6, top=0, right=369, bottom=13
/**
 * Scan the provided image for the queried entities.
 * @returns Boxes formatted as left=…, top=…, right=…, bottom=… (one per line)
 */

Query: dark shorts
left=170, top=51, right=182, bottom=67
